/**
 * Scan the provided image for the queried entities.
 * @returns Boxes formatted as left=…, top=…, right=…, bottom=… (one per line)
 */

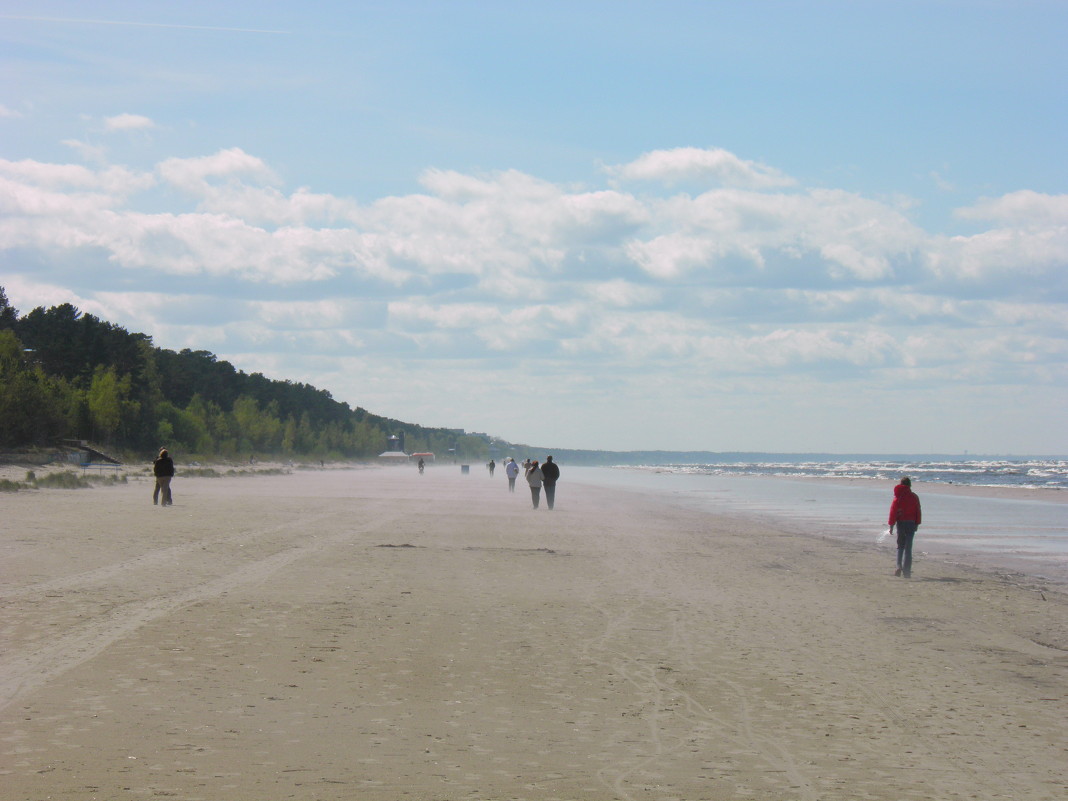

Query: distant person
left=887, top=476, right=921, bottom=578
left=418, top=458, right=425, bottom=474
left=505, top=458, right=519, bottom=492
left=488, top=459, right=496, bottom=476
left=153, top=448, right=175, bottom=506
left=525, top=459, right=544, bottom=509
left=541, top=455, right=560, bottom=510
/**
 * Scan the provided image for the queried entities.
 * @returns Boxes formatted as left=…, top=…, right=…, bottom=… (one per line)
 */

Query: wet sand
left=1, top=465, right=1066, bottom=800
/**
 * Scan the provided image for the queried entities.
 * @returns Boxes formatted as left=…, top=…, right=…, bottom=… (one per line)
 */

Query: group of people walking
left=150, top=444, right=915, bottom=578
left=502, top=456, right=560, bottom=509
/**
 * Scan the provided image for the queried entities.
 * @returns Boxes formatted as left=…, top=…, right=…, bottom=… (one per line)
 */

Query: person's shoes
left=903, top=573, right=911, bottom=579
left=894, top=568, right=902, bottom=577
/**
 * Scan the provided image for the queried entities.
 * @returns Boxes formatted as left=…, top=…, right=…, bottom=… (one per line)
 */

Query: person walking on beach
left=505, top=458, right=519, bottom=492
left=153, top=448, right=175, bottom=506
left=488, top=459, right=495, bottom=476
left=887, top=476, right=921, bottom=578
left=525, top=459, right=544, bottom=509
left=541, top=455, right=560, bottom=510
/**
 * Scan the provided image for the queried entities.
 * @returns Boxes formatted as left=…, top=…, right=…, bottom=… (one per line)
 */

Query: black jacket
left=153, top=456, right=175, bottom=477
left=541, top=460, right=560, bottom=484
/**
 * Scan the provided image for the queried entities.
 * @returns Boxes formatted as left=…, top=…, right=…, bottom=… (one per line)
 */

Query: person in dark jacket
left=887, top=476, right=921, bottom=578
left=153, top=448, right=175, bottom=506
left=541, top=455, right=560, bottom=510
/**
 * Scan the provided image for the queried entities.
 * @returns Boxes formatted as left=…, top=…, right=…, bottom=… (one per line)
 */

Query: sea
left=568, top=457, right=1068, bottom=586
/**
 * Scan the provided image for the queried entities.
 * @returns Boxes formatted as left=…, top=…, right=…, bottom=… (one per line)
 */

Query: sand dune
left=1, top=465, right=1065, bottom=799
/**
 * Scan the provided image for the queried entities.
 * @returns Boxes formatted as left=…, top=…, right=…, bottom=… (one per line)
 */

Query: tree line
left=0, top=287, right=497, bottom=462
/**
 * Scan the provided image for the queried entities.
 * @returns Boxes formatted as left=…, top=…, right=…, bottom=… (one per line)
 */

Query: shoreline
left=568, top=466, right=1068, bottom=588
left=787, top=473, right=1068, bottom=502
left=4, top=457, right=1065, bottom=498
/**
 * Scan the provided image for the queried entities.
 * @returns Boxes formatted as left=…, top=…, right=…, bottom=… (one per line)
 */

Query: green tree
left=0, top=329, right=77, bottom=446
left=87, top=366, right=126, bottom=444
left=0, top=287, right=18, bottom=329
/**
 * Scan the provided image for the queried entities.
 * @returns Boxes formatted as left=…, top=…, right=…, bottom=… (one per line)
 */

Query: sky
left=1, top=1, right=1066, bottom=455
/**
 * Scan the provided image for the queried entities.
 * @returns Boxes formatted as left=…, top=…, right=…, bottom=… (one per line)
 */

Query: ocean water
left=628, top=457, right=1068, bottom=490
left=568, top=460, right=1068, bottom=585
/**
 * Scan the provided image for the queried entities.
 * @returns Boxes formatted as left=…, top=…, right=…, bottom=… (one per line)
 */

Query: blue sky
left=2, top=1, right=1066, bottom=454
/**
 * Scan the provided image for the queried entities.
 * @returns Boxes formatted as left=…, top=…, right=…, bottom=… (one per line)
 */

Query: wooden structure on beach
left=60, top=439, right=122, bottom=467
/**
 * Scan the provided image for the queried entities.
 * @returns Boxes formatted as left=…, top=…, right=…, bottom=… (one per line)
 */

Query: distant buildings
left=378, top=433, right=407, bottom=462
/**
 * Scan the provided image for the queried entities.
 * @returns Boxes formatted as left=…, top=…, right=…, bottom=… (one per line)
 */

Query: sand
left=1, top=464, right=1065, bottom=800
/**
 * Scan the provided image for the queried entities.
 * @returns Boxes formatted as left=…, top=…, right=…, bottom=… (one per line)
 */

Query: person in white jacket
left=525, top=459, right=544, bottom=509
left=505, top=458, right=520, bottom=492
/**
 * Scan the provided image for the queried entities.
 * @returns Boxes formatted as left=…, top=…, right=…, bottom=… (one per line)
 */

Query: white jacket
left=526, top=466, right=544, bottom=488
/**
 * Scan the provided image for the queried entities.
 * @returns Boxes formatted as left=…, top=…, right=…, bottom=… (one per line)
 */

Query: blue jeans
left=896, top=521, right=917, bottom=577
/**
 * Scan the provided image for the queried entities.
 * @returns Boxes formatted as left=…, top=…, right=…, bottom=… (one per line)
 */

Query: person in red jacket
left=887, top=477, right=921, bottom=578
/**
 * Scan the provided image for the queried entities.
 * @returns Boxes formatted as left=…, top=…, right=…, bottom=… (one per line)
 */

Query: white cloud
left=1, top=145, right=1065, bottom=452
left=584, top=279, right=661, bottom=308
left=62, top=138, right=108, bottom=162
left=0, top=104, right=23, bottom=119
left=932, top=192, right=1068, bottom=282
left=605, top=147, right=796, bottom=189
left=623, top=187, right=922, bottom=282
left=104, top=113, right=156, bottom=131
left=955, top=190, right=1068, bottom=227
left=0, top=158, right=154, bottom=195
left=158, top=148, right=277, bottom=193
left=2, top=149, right=1061, bottom=304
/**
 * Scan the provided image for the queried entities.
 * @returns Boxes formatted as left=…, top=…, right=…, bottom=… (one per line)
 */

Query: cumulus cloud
left=1, top=147, right=1060, bottom=303
left=622, top=187, right=923, bottom=282
left=62, top=138, right=108, bottom=163
left=0, top=158, right=155, bottom=196
left=1, top=144, right=1064, bottom=448
left=104, top=113, right=156, bottom=131
left=955, top=190, right=1068, bottom=227
left=158, top=148, right=277, bottom=193
left=605, top=147, right=796, bottom=189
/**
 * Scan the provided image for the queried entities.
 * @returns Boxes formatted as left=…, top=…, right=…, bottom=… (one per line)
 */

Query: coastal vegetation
left=0, top=287, right=500, bottom=463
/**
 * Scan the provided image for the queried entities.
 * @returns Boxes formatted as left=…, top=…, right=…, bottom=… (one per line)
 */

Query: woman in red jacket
left=887, top=477, right=921, bottom=578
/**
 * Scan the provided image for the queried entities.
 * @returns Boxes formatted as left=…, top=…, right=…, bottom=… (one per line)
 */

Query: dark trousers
left=896, top=520, right=917, bottom=577
left=544, top=482, right=556, bottom=509
left=508, top=476, right=516, bottom=492
left=529, top=486, right=541, bottom=508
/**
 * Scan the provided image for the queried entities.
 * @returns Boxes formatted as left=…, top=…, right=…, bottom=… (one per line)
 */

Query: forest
left=0, top=287, right=503, bottom=463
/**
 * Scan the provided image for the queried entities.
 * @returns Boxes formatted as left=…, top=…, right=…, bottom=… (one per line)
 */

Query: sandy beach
left=2, top=464, right=1066, bottom=800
